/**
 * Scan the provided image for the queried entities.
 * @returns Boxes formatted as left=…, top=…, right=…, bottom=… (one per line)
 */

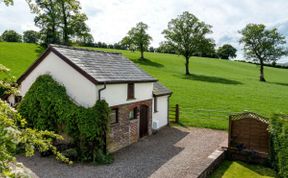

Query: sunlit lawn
left=210, top=161, right=275, bottom=178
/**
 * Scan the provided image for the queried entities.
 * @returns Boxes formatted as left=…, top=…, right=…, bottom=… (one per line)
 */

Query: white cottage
left=10, top=45, right=172, bottom=152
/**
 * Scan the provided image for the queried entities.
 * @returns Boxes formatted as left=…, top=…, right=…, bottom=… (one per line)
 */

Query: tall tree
left=239, top=24, right=287, bottom=82
left=69, top=13, right=91, bottom=44
left=58, top=0, right=90, bottom=45
left=26, top=0, right=91, bottom=46
left=124, top=22, right=152, bottom=59
left=217, top=44, right=237, bottom=60
left=23, top=30, right=40, bottom=43
left=1, top=30, right=22, bottom=42
left=27, top=0, right=61, bottom=45
left=162, top=11, right=212, bottom=75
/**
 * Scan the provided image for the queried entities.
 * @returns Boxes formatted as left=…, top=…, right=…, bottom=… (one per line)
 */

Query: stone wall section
left=107, top=99, right=152, bottom=152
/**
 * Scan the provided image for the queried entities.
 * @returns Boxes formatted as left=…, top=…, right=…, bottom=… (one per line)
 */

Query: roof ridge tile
left=49, top=44, right=122, bottom=55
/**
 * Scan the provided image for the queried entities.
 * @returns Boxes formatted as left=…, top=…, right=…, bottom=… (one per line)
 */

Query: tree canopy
left=122, top=22, right=152, bottom=60
left=1, top=30, right=22, bottom=42
left=26, top=0, right=92, bottom=46
left=217, top=44, right=237, bottom=60
left=239, top=24, right=287, bottom=81
left=1, top=0, right=13, bottom=6
left=162, top=11, right=212, bottom=75
left=23, top=30, right=40, bottom=43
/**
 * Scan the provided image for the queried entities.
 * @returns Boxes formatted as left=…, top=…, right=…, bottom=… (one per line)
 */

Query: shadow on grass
left=237, top=161, right=275, bottom=177
left=210, top=161, right=233, bottom=178
left=134, top=58, right=164, bottom=68
left=181, top=73, right=242, bottom=85
left=269, top=81, right=288, bottom=87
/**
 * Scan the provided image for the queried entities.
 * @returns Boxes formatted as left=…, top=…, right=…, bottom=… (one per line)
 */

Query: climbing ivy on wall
left=17, top=75, right=112, bottom=163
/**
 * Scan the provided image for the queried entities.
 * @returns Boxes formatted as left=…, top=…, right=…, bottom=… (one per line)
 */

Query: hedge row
left=18, top=75, right=112, bottom=163
left=270, top=115, right=288, bottom=178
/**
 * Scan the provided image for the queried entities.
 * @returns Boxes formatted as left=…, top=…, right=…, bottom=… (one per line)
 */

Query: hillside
left=1, top=42, right=288, bottom=129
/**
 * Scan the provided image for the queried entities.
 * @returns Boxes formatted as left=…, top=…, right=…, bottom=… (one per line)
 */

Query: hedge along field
left=1, top=42, right=288, bottom=130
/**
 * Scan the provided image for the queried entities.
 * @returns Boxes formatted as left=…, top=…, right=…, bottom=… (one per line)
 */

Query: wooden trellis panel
left=228, top=112, right=269, bottom=154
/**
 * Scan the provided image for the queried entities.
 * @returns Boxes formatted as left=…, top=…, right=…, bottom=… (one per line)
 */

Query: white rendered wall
left=20, top=52, right=98, bottom=107
left=152, top=95, right=169, bottom=129
left=99, top=82, right=153, bottom=107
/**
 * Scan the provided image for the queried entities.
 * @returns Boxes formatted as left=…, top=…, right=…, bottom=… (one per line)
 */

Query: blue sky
left=1, top=0, right=288, bottom=62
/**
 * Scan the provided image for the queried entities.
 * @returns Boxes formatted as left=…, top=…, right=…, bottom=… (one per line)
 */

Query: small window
left=127, top=83, right=135, bottom=99
left=110, top=108, right=118, bottom=124
left=154, top=97, right=158, bottom=112
left=129, top=107, right=138, bottom=120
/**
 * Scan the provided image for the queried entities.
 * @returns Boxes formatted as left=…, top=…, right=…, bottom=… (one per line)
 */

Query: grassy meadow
left=1, top=42, right=288, bottom=130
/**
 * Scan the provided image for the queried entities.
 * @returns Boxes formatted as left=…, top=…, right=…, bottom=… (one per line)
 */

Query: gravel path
left=18, top=127, right=227, bottom=178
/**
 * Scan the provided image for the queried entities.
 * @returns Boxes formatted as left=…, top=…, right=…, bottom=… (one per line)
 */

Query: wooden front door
left=139, top=105, right=149, bottom=138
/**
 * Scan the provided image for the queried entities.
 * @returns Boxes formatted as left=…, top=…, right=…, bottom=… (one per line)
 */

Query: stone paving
left=18, top=126, right=227, bottom=178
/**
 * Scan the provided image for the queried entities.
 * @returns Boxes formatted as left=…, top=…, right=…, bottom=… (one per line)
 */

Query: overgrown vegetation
left=18, top=75, right=112, bottom=163
left=269, top=115, right=288, bottom=178
left=0, top=65, right=70, bottom=177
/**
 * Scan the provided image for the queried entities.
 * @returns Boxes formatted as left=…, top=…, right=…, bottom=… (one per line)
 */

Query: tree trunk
left=140, top=44, right=144, bottom=60
left=61, top=1, right=69, bottom=45
left=259, top=59, right=266, bottom=82
left=185, top=56, right=190, bottom=75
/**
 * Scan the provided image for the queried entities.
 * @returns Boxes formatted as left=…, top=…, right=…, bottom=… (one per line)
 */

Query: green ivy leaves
left=18, top=75, right=111, bottom=163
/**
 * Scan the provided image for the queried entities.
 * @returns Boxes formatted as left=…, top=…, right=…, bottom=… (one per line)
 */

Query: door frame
left=139, top=105, right=149, bottom=138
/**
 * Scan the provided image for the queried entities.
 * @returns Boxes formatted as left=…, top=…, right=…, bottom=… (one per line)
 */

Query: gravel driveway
left=18, top=126, right=227, bottom=178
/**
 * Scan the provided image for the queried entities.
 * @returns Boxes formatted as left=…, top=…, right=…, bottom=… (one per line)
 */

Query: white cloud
left=1, top=0, right=288, bottom=62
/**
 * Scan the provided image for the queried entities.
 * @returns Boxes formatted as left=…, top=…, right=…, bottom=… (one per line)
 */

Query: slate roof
left=153, top=82, right=172, bottom=96
left=18, top=45, right=157, bottom=84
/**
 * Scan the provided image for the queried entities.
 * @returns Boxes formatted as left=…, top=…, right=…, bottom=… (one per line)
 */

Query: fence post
left=175, top=104, right=179, bottom=123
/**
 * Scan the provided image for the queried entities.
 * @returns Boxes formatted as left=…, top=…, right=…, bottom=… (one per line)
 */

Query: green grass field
left=210, top=161, right=275, bottom=178
left=1, top=42, right=288, bottom=129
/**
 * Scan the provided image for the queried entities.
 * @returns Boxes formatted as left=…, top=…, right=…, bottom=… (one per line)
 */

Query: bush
left=18, top=75, right=112, bottom=163
left=269, top=115, right=288, bottom=178
left=1, top=30, right=22, bottom=42
left=62, top=148, right=78, bottom=161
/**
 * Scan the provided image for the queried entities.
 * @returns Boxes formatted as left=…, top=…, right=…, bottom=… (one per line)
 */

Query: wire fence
left=169, top=104, right=260, bottom=123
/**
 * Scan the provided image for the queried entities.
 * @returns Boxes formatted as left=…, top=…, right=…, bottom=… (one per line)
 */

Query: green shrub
left=62, top=148, right=78, bottom=161
left=18, top=75, right=111, bottom=163
left=269, top=114, right=288, bottom=178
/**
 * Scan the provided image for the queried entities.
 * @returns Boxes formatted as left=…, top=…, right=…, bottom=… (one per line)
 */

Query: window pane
left=129, top=110, right=134, bottom=119
left=129, top=107, right=137, bottom=120
left=127, top=83, right=135, bottom=99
